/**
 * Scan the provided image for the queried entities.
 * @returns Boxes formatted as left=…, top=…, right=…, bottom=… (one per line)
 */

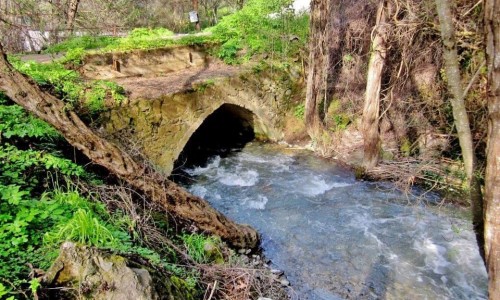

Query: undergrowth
left=8, top=56, right=126, bottom=115
left=0, top=95, right=210, bottom=299
left=42, top=2, right=309, bottom=66
left=210, top=0, right=309, bottom=63
left=44, top=27, right=174, bottom=54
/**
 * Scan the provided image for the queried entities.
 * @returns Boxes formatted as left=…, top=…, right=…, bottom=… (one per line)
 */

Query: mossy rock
left=43, top=242, right=195, bottom=300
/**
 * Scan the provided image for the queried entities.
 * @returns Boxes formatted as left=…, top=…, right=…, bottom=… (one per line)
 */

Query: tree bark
left=305, top=0, right=343, bottom=134
left=66, top=0, right=80, bottom=34
left=305, top=0, right=328, bottom=133
left=435, top=0, right=484, bottom=260
left=0, top=44, right=258, bottom=249
left=362, top=1, right=387, bottom=170
left=484, top=0, right=500, bottom=296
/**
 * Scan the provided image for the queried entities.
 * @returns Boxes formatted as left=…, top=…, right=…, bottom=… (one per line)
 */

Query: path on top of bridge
left=20, top=32, right=242, bottom=100
left=113, top=62, right=242, bottom=100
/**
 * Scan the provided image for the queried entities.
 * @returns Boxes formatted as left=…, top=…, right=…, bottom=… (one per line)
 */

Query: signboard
left=189, top=11, right=199, bottom=23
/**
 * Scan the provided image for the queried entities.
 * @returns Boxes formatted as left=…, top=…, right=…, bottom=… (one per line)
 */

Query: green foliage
left=181, top=233, right=221, bottom=264
left=0, top=92, right=8, bottom=104
left=330, top=114, right=351, bottom=131
left=8, top=57, right=126, bottom=114
left=129, top=27, right=174, bottom=39
left=44, top=36, right=119, bottom=54
left=0, top=282, right=14, bottom=300
left=0, top=145, right=85, bottom=191
left=194, top=79, right=215, bottom=92
left=10, top=57, right=81, bottom=101
left=293, top=103, right=305, bottom=119
left=59, top=47, right=86, bottom=65
left=43, top=188, right=134, bottom=249
left=0, top=186, right=69, bottom=288
left=101, top=27, right=176, bottom=51
left=216, top=39, right=241, bottom=63
left=45, top=209, right=116, bottom=247
left=84, top=80, right=126, bottom=114
left=211, top=0, right=309, bottom=63
left=0, top=181, right=133, bottom=290
left=29, top=279, right=40, bottom=296
left=0, top=100, right=199, bottom=297
left=0, top=102, right=60, bottom=140
left=400, top=138, right=413, bottom=157
left=44, top=28, right=181, bottom=58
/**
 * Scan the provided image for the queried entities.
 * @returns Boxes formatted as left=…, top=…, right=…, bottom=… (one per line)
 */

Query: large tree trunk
left=435, top=0, right=484, bottom=260
left=66, top=0, right=80, bottom=34
left=0, top=44, right=258, bottom=249
left=305, top=0, right=343, bottom=135
left=305, top=0, right=328, bottom=133
left=362, top=1, right=388, bottom=169
left=484, top=0, right=500, bottom=296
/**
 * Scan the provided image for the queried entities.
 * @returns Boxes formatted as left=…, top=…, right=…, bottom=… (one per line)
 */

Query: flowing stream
left=179, top=142, right=487, bottom=299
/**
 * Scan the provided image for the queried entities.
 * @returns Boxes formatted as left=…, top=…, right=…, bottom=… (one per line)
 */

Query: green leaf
left=0, top=185, right=29, bottom=205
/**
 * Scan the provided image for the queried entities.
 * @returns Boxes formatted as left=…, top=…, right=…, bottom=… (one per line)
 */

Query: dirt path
left=113, top=62, right=242, bottom=100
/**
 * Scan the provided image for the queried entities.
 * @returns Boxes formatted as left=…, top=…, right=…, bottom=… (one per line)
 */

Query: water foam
left=243, top=195, right=269, bottom=210
left=189, top=185, right=208, bottom=198
left=300, top=176, right=352, bottom=196
left=186, top=156, right=221, bottom=176
left=237, top=152, right=293, bottom=172
left=218, top=169, right=259, bottom=186
left=414, top=238, right=451, bottom=275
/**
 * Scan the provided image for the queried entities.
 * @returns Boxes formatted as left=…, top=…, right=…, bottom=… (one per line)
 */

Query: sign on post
left=189, top=11, right=199, bottom=23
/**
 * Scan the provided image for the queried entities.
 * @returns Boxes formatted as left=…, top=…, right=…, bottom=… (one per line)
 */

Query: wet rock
left=239, top=255, right=250, bottom=264
left=271, top=269, right=284, bottom=276
left=43, top=242, right=194, bottom=300
left=280, top=279, right=290, bottom=287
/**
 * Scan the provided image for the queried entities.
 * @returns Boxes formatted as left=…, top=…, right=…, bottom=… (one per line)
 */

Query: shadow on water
left=357, top=255, right=391, bottom=300
left=170, top=103, right=255, bottom=183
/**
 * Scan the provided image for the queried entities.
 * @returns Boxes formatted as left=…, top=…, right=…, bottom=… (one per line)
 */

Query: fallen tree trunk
left=0, top=44, right=258, bottom=249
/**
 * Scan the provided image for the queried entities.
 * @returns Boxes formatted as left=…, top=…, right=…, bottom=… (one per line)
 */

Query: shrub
left=210, top=0, right=309, bottom=63
left=8, top=57, right=127, bottom=114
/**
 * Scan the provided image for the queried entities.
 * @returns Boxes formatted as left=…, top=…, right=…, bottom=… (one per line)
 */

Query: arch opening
left=173, top=104, right=256, bottom=172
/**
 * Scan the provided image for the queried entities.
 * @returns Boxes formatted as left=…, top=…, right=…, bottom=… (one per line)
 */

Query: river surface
left=179, top=142, right=487, bottom=299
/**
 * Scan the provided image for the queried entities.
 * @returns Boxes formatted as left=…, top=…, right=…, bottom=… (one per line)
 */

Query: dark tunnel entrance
left=172, top=104, right=256, bottom=174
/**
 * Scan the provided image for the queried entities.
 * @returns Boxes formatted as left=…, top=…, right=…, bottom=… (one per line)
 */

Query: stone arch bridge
left=87, top=46, right=295, bottom=174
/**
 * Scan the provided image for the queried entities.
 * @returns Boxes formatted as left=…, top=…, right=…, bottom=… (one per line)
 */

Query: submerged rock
left=43, top=242, right=195, bottom=300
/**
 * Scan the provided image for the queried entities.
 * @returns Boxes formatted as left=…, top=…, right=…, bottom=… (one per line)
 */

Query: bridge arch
left=173, top=103, right=267, bottom=169
left=104, top=70, right=288, bottom=176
